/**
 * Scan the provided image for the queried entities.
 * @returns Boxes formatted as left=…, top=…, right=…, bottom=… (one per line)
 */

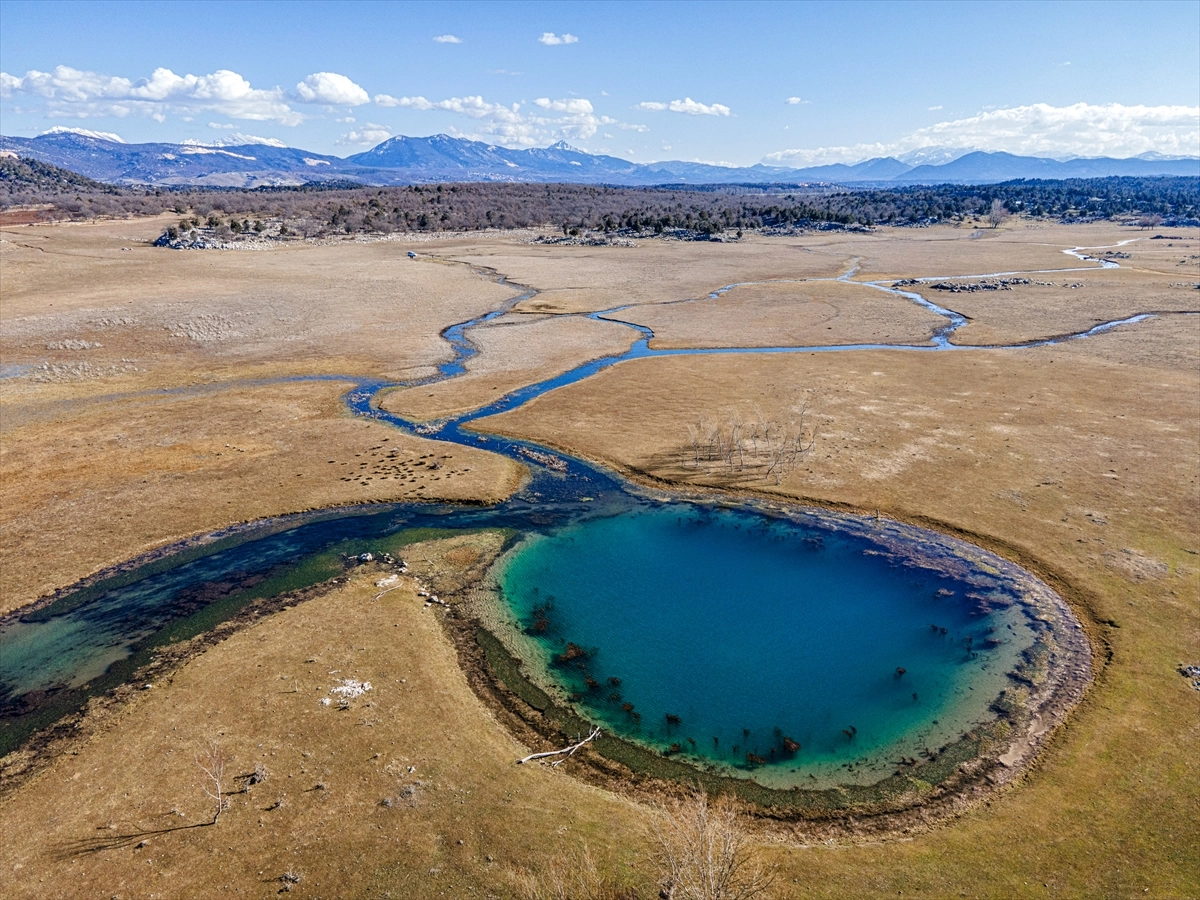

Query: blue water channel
left=1, top=241, right=1143, bottom=773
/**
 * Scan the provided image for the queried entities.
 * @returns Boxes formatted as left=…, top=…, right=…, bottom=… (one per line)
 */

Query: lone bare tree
left=988, top=198, right=1009, bottom=229
left=194, top=739, right=228, bottom=824
left=651, top=791, right=775, bottom=900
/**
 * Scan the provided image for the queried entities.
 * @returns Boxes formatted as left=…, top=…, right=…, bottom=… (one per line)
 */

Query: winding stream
left=1, top=237, right=1176, bottom=799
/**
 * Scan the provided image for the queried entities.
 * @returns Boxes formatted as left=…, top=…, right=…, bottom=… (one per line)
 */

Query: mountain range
left=1, top=130, right=1196, bottom=189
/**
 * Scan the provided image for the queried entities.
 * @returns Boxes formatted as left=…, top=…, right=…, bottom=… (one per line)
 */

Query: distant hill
left=896, top=150, right=1200, bottom=183
left=1, top=131, right=1197, bottom=188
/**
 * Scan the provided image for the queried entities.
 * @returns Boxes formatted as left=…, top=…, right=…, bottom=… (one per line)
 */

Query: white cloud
left=375, top=94, right=522, bottom=122
left=40, top=125, right=125, bottom=142
left=372, top=91, right=636, bottom=147
left=786, top=97, right=809, bottom=105
left=337, top=123, right=393, bottom=146
left=295, top=72, right=369, bottom=106
left=928, top=105, right=943, bottom=111
left=538, top=32, right=578, bottom=45
left=764, top=102, right=1200, bottom=166
left=534, top=97, right=592, bottom=114
left=434, top=34, right=462, bottom=43
left=1, top=65, right=302, bottom=124
left=638, top=97, right=731, bottom=117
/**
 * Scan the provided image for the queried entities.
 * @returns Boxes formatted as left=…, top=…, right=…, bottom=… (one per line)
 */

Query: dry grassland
left=623, top=280, right=947, bottom=349
left=1, top=219, right=1197, bottom=898
left=457, top=239, right=847, bottom=310
left=0, top=216, right=518, bottom=385
left=0, top=380, right=521, bottom=614
left=942, top=268, right=1199, bottom=346
left=381, top=313, right=634, bottom=421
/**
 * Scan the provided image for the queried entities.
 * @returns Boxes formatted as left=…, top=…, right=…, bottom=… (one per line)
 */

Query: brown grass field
left=1, top=218, right=1197, bottom=898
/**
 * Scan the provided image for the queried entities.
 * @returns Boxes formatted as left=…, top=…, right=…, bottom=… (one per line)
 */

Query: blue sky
left=2, top=0, right=1198, bottom=164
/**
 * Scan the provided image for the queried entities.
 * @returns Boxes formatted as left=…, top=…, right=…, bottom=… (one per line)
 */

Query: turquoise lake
left=496, top=503, right=1037, bottom=787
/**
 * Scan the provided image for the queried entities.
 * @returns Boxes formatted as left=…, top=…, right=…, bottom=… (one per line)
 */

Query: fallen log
left=516, top=726, right=601, bottom=767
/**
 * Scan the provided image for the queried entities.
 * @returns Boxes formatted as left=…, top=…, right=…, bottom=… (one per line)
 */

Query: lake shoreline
left=434, top=503, right=1093, bottom=838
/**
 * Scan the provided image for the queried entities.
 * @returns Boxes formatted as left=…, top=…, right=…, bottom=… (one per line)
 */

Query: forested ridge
left=2, top=156, right=1196, bottom=238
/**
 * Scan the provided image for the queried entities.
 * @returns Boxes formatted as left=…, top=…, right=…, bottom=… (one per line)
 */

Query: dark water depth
left=495, top=504, right=1036, bottom=786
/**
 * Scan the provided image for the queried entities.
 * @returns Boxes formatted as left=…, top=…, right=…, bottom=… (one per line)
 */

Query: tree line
left=3, top=156, right=1196, bottom=235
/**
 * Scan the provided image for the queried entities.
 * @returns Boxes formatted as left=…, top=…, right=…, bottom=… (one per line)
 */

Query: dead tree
left=516, top=726, right=601, bottom=767
left=988, top=198, right=1009, bottom=229
left=194, top=739, right=228, bottom=824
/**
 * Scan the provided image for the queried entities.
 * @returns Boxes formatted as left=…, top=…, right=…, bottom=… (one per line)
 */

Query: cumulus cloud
left=373, top=91, right=633, bottom=147
left=785, top=97, right=809, bottom=105
left=433, top=34, right=462, bottom=43
left=538, top=32, right=578, bottom=45
left=534, top=97, right=593, bottom=114
left=638, top=98, right=731, bottom=116
left=295, top=72, right=369, bottom=106
left=375, top=93, right=522, bottom=121
left=1, top=65, right=302, bottom=124
left=765, top=102, right=1200, bottom=166
left=337, top=123, right=392, bottom=146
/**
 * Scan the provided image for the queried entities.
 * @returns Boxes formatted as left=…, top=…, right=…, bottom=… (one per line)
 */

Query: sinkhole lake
left=1, top=486, right=1073, bottom=786
left=494, top=503, right=1040, bottom=788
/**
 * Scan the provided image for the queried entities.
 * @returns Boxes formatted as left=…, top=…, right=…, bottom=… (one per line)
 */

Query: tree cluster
left=685, top=404, right=816, bottom=485
left=828, top=176, right=1199, bottom=225
left=3, top=155, right=1196, bottom=234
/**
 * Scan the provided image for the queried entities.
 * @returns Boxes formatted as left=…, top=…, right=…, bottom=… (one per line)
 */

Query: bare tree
left=651, top=791, right=775, bottom=900
left=194, top=739, right=228, bottom=824
left=988, top=198, right=1009, bottom=229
